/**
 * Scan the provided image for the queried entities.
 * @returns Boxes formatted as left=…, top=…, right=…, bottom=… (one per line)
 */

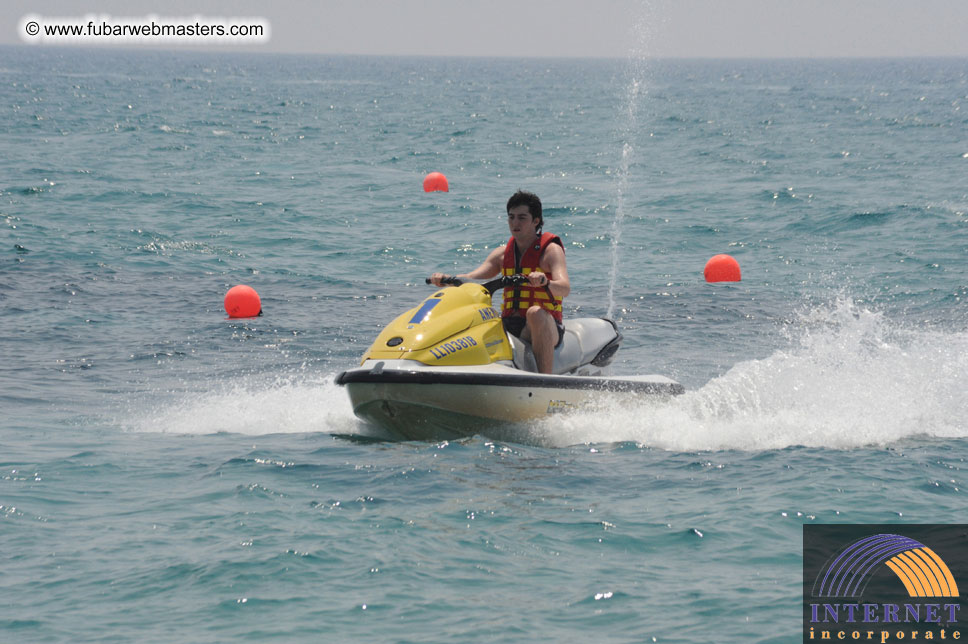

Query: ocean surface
left=1, top=45, right=967, bottom=642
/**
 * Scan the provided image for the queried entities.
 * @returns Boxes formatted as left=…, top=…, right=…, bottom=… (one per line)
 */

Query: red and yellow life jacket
left=501, top=232, right=564, bottom=322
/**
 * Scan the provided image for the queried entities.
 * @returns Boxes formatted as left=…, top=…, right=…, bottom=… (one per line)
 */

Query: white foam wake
left=129, top=300, right=967, bottom=450
left=128, top=372, right=360, bottom=436
left=540, top=299, right=968, bottom=450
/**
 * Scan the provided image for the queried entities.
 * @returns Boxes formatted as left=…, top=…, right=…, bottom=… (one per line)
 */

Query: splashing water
left=540, top=299, right=968, bottom=450
left=606, top=139, right=636, bottom=319
left=124, top=373, right=359, bottom=436
left=127, top=300, right=966, bottom=452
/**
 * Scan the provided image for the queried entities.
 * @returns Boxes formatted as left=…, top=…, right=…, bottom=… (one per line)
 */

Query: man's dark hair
left=506, top=190, right=543, bottom=232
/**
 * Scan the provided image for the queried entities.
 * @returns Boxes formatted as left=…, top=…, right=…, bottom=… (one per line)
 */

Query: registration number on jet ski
left=428, top=336, right=478, bottom=360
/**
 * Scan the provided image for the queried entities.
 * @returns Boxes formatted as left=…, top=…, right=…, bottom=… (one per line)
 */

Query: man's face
left=507, top=205, right=539, bottom=240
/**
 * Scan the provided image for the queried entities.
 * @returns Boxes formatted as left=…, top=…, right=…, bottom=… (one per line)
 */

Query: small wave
left=805, top=204, right=940, bottom=235
left=5, top=183, right=54, bottom=196
left=132, top=232, right=244, bottom=259
left=759, top=187, right=802, bottom=203
left=844, top=210, right=894, bottom=227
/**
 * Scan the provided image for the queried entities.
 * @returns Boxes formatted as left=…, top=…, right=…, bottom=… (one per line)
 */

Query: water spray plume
left=606, top=5, right=656, bottom=319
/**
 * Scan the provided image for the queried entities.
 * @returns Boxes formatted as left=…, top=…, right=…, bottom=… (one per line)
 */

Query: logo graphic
left=814, top=533, right=959, bottom=599
left=804, top=525, right=968, bottom=643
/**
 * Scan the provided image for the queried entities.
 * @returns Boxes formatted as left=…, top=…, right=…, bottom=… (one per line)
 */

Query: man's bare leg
left=522, top=305, right=558, bottom=374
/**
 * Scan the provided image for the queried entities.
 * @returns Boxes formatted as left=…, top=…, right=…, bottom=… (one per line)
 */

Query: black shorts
left=503, top=316, right=565, bottom=349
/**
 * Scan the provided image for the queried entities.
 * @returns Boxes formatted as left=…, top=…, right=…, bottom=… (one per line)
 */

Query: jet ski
left=336, top=275, right=683, bottom=441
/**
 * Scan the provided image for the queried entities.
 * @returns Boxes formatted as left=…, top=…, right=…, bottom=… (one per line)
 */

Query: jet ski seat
left=509, top=318, right=622, bottom=375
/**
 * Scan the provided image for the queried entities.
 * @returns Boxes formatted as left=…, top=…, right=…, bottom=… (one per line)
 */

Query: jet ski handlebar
left=425, top=274, right=529, bottom=294
left=425, top=275, right=464, bottom=286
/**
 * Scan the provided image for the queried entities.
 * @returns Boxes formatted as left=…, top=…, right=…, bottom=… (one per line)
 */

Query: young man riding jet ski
left=338, top=191, right=682, bottom=439
left=429, top=191, right=569, bottom=374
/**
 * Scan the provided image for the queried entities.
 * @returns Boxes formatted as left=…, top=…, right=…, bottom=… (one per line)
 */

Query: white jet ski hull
left=336, top=359, right=684, bottom=441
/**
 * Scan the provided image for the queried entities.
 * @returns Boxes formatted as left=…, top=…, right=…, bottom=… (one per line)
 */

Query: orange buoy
left=704, top=254, right=742, bottom=282
left=224, top=285, right=262, bottom=318
left=423, top=171, right=449, bottom=192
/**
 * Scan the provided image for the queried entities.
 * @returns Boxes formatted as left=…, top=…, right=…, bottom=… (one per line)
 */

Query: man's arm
left=459, top=247, right=503, bottom=280
left=536, top=243, right=570, bottom=298
left=429, top=246, right=503, bottom=286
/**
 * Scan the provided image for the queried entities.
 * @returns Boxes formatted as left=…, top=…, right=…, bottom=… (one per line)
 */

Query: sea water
left=1, top=47, right=967, bottom=642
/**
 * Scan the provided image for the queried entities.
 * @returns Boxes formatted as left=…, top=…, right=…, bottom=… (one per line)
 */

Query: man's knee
left=526, top=305, right=548, bottom=323
left=526, top=306, right=555, bottom=340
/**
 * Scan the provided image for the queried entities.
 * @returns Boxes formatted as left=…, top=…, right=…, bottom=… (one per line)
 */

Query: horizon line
left=2, top=43, right=967, bottom=62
